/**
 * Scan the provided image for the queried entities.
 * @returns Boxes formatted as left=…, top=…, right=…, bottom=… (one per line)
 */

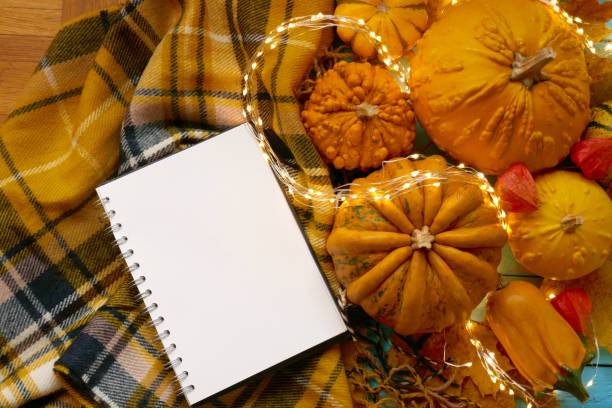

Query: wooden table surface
left=0, top=0, right=121, bottom=123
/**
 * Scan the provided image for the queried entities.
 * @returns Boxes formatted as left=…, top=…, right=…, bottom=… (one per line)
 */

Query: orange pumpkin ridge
left=327, top=156, right=506, bottom=335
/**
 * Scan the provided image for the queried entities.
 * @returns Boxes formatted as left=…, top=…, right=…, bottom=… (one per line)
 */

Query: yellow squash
left=335, top=0, right=429, bottom=58
left=301, top=61, right=415, bottom=171
left=508, top=171, right=612, bottom=280
left=409, top=0, right=591, bottom=174
left=327, top=156, right=506, bottom=335
left=487, top=281, right=588, bottom=401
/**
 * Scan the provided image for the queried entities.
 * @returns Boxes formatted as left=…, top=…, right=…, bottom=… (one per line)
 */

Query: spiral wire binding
left=99, top=196, right=195, bottom=398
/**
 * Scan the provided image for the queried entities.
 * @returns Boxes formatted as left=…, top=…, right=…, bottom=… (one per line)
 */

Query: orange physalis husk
left=570, top=138, right=612, bottom=180
left=551, top=288, right=593, bottom=337
left=495, top=163, right=539, bottom=212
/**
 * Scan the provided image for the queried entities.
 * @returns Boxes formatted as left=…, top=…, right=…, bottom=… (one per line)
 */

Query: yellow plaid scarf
left=0, top=0, right=354, bottom=406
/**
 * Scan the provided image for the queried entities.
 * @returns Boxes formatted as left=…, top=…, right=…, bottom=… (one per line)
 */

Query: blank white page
left=97, top=124, right=346, bottom=405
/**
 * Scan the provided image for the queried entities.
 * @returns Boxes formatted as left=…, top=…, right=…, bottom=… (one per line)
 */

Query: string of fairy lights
left=465, top=316, right=601, bottom=408
left=465, top=319, right=537, bottom=407
left=240, top=3, right=605, bottom=406
left=241, top=14, right=506, bottom=229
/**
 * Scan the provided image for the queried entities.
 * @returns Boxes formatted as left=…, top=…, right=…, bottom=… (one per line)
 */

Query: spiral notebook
left=97, top=124, right=347, bottom=405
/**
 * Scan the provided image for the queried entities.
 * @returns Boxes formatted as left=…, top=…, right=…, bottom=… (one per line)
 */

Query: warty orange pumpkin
left=409, top=0, right=591, bottom=174
left=335, top=0, right=429, bottom=58
left=327, top=155, right=506, bottom=335
left=301, top=61, right=416, bottom=171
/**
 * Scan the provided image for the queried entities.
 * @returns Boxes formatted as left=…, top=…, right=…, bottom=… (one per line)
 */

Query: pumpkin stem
left=510, top=47, right=556, bottom=89
left=411, top=226, right=435, bottom=250
left=355, top=102, right=380, bottom=118
left=561, top=214, right=584, bottom=233
left=555, top=365, right=590, bottom=402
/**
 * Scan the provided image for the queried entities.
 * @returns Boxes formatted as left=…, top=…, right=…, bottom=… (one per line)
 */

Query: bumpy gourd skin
left=409, top=0, right=590, bottom=174
left=335, top=0, right=429, bottom=58
left=327, top=156, right=506, bottom=335
left=301, top=61, right=415, bottom=171
left=586, top=101, right=612, bottom=140
left=508, top=171, right=612, bottom=280
left=487, top=281, right=586, bottom=393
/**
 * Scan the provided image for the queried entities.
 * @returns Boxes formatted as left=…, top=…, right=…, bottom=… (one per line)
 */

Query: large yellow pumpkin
left=409, top=0, right=591, bottom=174
left=508, top=171, right=612, bottom=280
left=301, top=61, right=415, bottom=171
left=335, top=0, right=429, bottom=58
left=327, top=156, right=506, bottom=335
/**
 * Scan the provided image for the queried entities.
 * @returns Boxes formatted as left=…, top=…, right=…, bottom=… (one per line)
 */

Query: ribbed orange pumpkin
left=327, top=156, right=506, bottom=335
left=409, top=0, right=591, bottom=174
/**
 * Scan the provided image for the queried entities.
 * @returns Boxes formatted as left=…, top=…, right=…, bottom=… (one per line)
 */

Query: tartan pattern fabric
left=0, top=0, right=354, bottom=406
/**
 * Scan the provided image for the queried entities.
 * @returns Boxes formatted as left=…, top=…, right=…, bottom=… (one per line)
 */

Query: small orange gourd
left=487, top=281, right=589, bottom=401
left=508, top=170, right=612, bottom=280
left=301, top=61, right=415, bottom=171
left=409, top=0, right=591, bottom=174
left=335, top=0, right=429, bottom=58
left=586, top=101, right=612, bottom=141
left=327, top=156, right=506, bottom=335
